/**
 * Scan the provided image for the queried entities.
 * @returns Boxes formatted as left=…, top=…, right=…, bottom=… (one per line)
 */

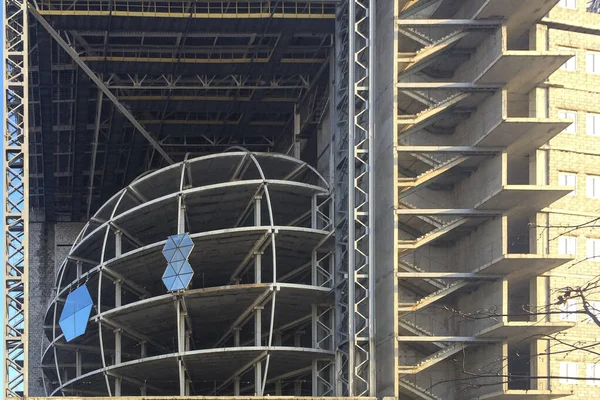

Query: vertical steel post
left=3, top=0, right=29, bottom=396
left=114, top=231, right=122, bottom=395
left=177, top=300, right=186, bottom=395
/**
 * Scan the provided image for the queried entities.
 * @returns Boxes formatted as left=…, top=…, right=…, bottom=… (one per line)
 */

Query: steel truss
left=3, top=0, right=29, bottom=397
left=334, top=0, right=375, bottom=396
left=36, top=0, right=337, bottom=18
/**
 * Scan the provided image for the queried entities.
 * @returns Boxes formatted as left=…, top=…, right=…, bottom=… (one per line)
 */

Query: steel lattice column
left=3, top=0, right=29, bottom=397
left=334, top=0, right=375, bottom=396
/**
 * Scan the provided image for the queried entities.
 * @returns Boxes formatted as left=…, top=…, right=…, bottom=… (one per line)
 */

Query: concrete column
left=140, top=381, right=147, bottom=395
left=255, top=361, right=262, bottom=395
left=312, top=359, right=318, bottom=396
left=76, top=261, right=82, bottom=279
left=179, top=359, right=186, bottom=396
left=275, top=380, right=282, bottom=395
left=140, top=341, right=147, bottom=358
left=530, top=276, right=549, bottom=322
left=234, top=377, right=241, bottom=395
left=254, top=306, right=263, bottom=395
left=294, top=380, right=303, bottom=396
left=254, top=195, right=262, bottom=226
left=114, top=372, right=121, bottom=396
left=114, top=328, right=122, bottom=395
left=311, top=194, right=318, bottom=229
left=75, top=350, right=82, bottom=377
left=294, top=330, right=304, bottom=347
left=233, top=326, right=241, bottom=395
left=114, top=231, right=123, bottom=395
left=531, top=339, right=550, bottom=390
left=234, top=327, right=241, bottom=346
left=293, top=105, right=301, bottom=159
left=255, top=251, right=262, bottom=284
left=114, top=230, right=122, bottom=257
left=254, top=195, right=263, bottom=284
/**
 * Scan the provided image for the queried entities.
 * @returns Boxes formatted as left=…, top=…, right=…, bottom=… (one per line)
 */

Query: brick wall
left=538, top=1, right=600, bottom=396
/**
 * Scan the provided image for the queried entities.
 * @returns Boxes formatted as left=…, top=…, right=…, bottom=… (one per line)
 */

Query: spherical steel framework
left=41, top=151, right=335, bottom=397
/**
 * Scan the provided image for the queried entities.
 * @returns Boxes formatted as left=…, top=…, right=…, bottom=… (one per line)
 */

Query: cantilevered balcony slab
left=473, top=254, right=573, bottom=281
left=474, top=186, right=572, bottom=217
left=474, top=52, right=571, bottom=94
left=476, top=321, right=575, bottom=343
left=474, top=389, right=572, bottom=400
left=475, top=0, right=565, bottom=48
left=473, top=119, right=570, bottom=159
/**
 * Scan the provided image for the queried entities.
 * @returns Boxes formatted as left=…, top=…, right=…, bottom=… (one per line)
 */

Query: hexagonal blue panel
left=162, top=233, right=195, bottom=291
left=59, top=285, right=93, bottom=342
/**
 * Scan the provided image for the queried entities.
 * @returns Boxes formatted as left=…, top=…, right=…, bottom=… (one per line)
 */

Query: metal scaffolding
left=3, top=0, right=29, bottom=397
left=334, top=0, right=375, bottom=396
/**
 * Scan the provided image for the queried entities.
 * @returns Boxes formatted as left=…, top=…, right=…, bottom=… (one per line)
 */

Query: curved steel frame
left=42, top=151, right=335, bottom=397
left=3, top=0, right=29, bottom=397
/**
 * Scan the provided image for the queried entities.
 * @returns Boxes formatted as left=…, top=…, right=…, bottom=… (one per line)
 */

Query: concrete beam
left=397, top=19, right=502, bottom=27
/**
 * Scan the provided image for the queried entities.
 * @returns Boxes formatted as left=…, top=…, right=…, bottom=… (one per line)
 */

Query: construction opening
left=4, top=0, right=600, bottom=399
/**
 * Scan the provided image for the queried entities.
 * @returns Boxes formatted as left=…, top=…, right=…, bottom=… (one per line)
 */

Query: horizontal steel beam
left=29, top=5, right=174, bottom=165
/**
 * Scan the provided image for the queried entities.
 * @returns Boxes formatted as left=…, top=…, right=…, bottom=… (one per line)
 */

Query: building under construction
left=4, top=0, right=600, bottom=399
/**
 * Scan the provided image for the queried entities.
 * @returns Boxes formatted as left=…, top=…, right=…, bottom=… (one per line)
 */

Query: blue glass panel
left=170, top=277, right=185, bottom=291
left=60, top=285, right=92, bottom=322
left=178, top=273, right=193, bottom=288
left=162, top=248, right=177, bottom=262
left=162, top=276, right=177, bottom=291
left=163, top=237, right=178, bottom=252
left=180, top=248, right=192, bottom=258
left=60, top=300, right=78, bottom=322
left=178, top=245, right=193, bottom=258
left=73, top=304, right=92, bottom=338
left=59, top=314, right=77, bottom=342
left=170, top=249, right=186, bottom=262
left=169, top=260, right=185, bottom=274
left=179, top=262, right=193, bottom=275
left=59, top=291, right=93, bottom=343
left=179, top=235, right=193, bottom=248
left=163, top=264, right=178, bottom=278
left=171, top=234, right=186, bottom=247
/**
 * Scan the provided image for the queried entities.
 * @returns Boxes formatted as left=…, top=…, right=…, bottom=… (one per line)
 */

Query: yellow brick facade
left=539, top=0, right=600, bottom=396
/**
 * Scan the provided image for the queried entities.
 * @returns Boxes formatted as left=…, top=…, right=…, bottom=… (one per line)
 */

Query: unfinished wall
left=452, top=218, right=505, bottom=274
left=452, top=91, right=504, bottom=146
left=454, top=154, right=504, bottom=208
left=374, top=0, right=398, bottom=396
left=455, top=280, right=504, bottom=336
left=28, top=221, right=85, bottom=396
left=454, top=28, right=504, bottom=83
